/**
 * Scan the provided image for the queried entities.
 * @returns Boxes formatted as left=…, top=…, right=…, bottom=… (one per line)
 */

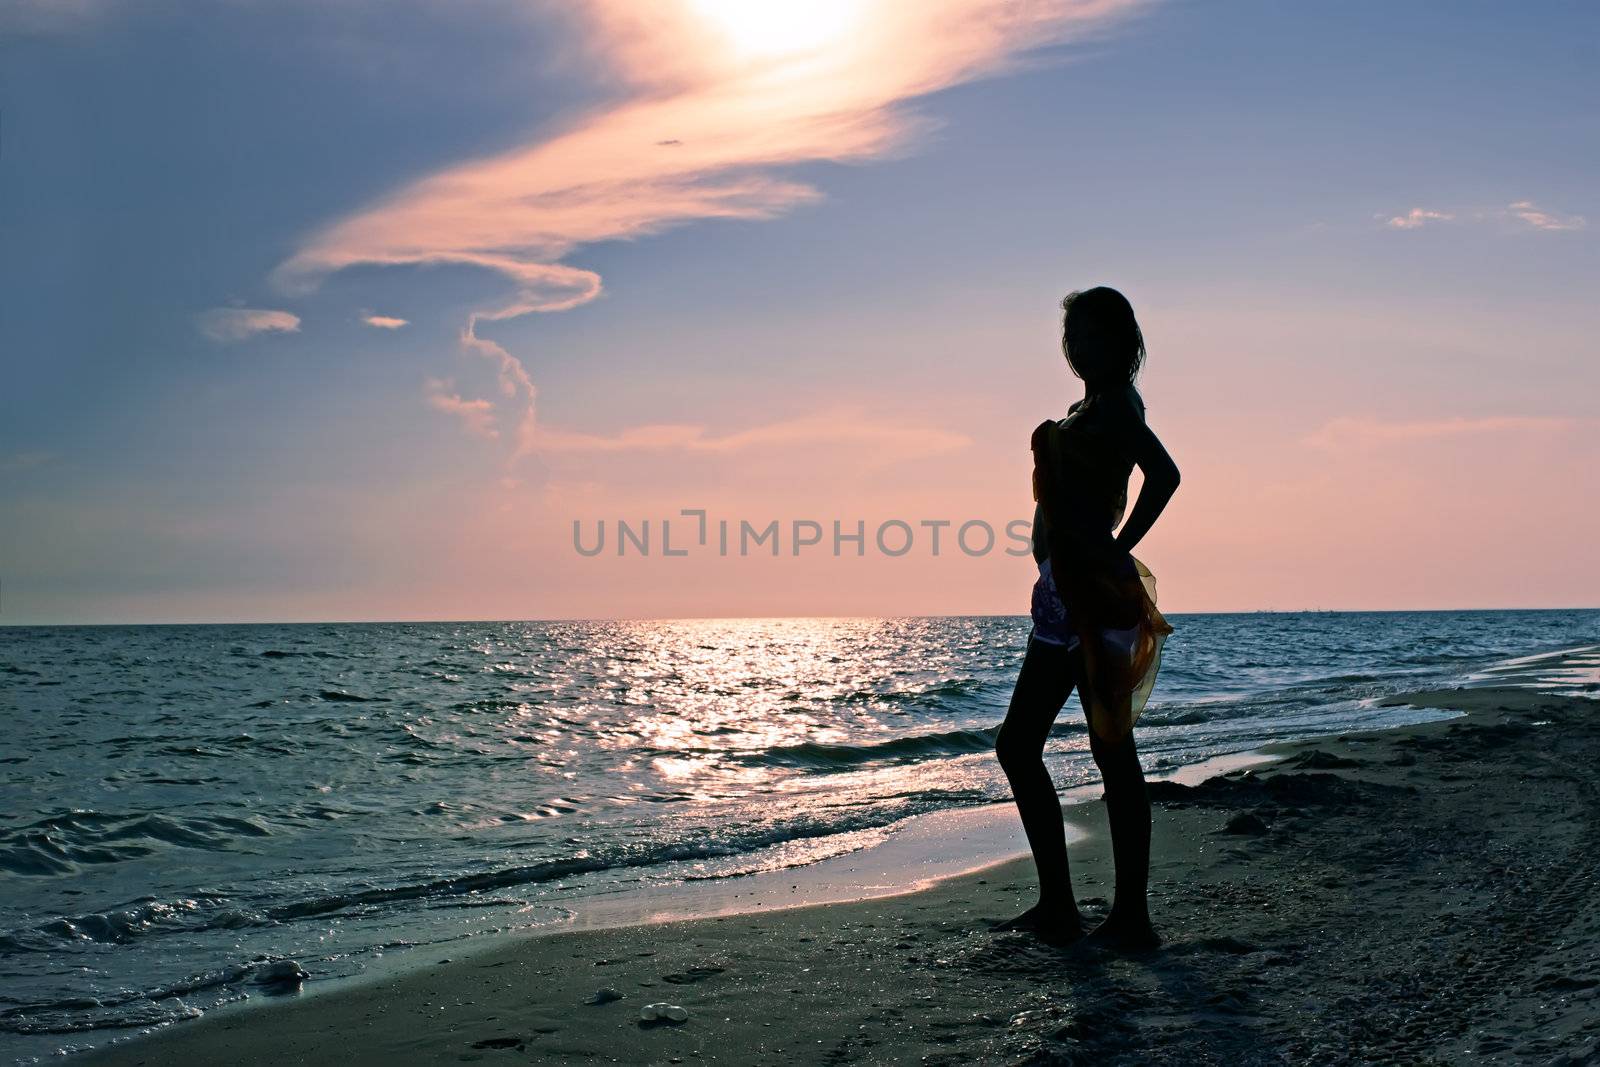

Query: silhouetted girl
left=994, top=286, right=1179, bottom=949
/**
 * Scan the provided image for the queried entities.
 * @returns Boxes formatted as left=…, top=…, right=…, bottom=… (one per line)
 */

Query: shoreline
left=543, top=746, right=1285, bottom=937
left=60, top=748, right=1289, bottom=1053
left=74, top=645, right=1600, bottom=1063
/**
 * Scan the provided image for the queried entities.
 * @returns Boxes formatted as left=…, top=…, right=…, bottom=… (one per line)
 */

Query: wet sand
left=79, top=654, right=1600, bottom=1064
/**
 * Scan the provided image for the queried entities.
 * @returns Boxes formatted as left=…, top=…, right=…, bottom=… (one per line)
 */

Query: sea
left=3, top=610, right=1598, bottom=1061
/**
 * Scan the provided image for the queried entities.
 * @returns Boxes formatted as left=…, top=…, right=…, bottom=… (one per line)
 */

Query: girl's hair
left=1061, top=286, right=1145, bottom=388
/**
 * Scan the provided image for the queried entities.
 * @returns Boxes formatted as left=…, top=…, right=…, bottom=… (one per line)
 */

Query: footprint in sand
left=1221, top=811, right=1270, bottom=835
left=662, top=964, right=725, bottom=984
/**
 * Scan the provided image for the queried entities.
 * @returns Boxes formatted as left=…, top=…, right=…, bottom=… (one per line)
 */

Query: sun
left=689, top=0, right=859, bottom=59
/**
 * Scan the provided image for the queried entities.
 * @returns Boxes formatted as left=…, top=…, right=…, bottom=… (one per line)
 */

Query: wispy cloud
left=424, top=379, right=499, bottom=439
left=1383, top=208, right=1452, bottom=230
left=1506, top=200, right=1586, bottom=232
left=1304, top=414, right=1577, bottom=450
left=362, top=314, right=409, bottom=330
left=1381, top=201, right=1588, bottom=233
left=275, top=0, right=1148, bottom=461
left=535, top=410, right=972, bottom=457
left=195, top=307, right=301, bottom=343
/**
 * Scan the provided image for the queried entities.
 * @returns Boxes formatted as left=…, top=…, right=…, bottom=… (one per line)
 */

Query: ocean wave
left=0, top=957, right=274, bottom=1036
left=0, top=992, right=208, bottom=1036
left=742, top=727, right=1001, bottom=769
left=1303, top=673, right=1381, bottom=686
left=1140, top=707, right=1218, bottom=727
left=0, top=812, right=273, bottom=877
left=449, top=697, right=532, bottom=712
left=823, top=676, right=996, bottom=708
left=260, top=824, right=883, bottom=923
left=0, top=894, right=262, bottom=952
left=735, top=718, right=1099, bottom=771
left=3, top=792, right=989, bottom=961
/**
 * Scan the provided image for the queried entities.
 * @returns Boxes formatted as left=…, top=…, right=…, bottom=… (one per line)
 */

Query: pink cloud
left=1507, top=200, right=1586, bottom=232
left=425, top=380, right=499, bottom=439
left=274, top=0, right=1149, bottom=461
left=1383, top=208, right=1452, bottom=230
left=195, top=307, right=301, bottom=342
left=362, top=314, right=410, bottom=329
left=535, top=409, right=972, bottom=458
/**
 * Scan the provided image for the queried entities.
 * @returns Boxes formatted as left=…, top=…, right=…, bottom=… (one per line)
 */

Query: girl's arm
left=1110, top=418, right=1180, bottom=557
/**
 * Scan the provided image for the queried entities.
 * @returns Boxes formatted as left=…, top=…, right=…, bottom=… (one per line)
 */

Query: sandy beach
left=77, top=649, right=1600, bottom=1065
left=12, top=0, right=1597, bottom=1061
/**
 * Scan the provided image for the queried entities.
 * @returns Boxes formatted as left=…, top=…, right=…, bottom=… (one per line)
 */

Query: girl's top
left=1029, top=385, right=1173, bottom=740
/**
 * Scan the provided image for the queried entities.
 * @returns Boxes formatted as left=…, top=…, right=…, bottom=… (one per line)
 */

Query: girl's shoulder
left=1099, top=384, right=1147, bottom=423
left=1032, top=385, right=1143, bottom=448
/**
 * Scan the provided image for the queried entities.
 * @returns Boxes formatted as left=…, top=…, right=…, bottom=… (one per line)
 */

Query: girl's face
left=1064, top=315, right=1110, bottom=382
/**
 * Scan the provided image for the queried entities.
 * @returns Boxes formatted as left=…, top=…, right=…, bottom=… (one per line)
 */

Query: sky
left=1, top=0, right=1596, bottom=624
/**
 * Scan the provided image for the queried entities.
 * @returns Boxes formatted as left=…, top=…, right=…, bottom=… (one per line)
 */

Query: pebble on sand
left=640, top=1002, right=690, bottom=1023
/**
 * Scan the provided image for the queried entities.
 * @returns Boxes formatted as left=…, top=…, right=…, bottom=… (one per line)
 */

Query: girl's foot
left=991, top=903, right=1085, bottom=945
left=1084, top=910, right=1161, bottom=952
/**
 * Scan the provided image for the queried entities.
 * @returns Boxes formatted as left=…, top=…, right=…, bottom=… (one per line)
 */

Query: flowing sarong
left=1030, top=415, right=1173, bottom=741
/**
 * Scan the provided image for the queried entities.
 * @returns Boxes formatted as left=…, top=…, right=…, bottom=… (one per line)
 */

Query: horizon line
left=4, top=606, right=1599, bottom=628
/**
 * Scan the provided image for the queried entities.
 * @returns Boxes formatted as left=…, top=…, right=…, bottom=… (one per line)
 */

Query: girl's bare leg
left=993, top=637, right=1085, bottom=943
left=1085, top=722, right=1160, bottom=950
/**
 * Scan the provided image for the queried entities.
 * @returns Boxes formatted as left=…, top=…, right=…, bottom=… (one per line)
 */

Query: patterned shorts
left=1029, top=556, right=1141, bottom=654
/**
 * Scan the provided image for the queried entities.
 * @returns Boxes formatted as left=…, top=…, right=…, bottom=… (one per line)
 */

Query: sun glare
left=689, top=0, right=859, bottom=59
